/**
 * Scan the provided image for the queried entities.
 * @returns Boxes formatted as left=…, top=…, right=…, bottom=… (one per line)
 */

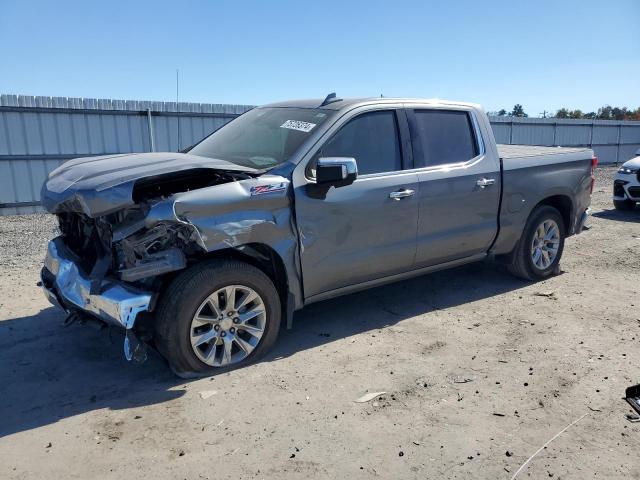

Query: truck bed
left=498, top=144, right=593, bottom=169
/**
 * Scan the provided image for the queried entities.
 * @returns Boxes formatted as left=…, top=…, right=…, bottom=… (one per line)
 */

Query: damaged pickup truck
left=41, top=95, right=596, bottom=376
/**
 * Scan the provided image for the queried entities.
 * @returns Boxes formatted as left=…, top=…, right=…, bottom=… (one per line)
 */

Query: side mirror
left=315, top=157, right=358, bottom=187
left=636, top=148, right=640, bottom=156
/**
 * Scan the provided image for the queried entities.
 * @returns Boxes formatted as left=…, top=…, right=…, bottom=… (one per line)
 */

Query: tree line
left=488, top=105, right=640, bottom=120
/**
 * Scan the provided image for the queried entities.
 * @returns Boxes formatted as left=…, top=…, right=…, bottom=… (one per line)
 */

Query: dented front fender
left=145, top=175, right=304, bottom=310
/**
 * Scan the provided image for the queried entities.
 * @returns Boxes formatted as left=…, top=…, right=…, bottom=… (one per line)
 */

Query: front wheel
left=154, top=259, right=281, bottom=377
left=508, top=205, right=565, bottom=281
left=614, top=199, right=636, bottom=211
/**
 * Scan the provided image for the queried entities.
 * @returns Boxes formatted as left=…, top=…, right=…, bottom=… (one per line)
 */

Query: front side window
left=188, top=107, right=332, bottom=169
left=318, top=110, right=402, bottom=175
left=412, top=110, right=479, bottom=167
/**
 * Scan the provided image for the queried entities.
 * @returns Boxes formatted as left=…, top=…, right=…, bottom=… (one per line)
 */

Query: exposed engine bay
left=131, top=168, right=253, bottom=203
left=56, top=168, right=251, bottom=287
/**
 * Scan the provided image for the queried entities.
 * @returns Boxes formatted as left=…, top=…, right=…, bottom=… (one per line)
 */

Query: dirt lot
left=0, top=166, right=639, bottom=479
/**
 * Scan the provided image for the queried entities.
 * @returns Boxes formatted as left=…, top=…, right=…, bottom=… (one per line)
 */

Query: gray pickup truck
left=40, top=95, right=596, bottom=376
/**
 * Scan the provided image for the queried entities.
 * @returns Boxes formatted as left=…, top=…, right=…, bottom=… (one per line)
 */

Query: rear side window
left=319, top=110, right=402, bottom=175
left=412, top=110, right=478, bottom=167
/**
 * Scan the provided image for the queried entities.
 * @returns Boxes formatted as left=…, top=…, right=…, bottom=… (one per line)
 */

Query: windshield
left=188, top=107, right=332, bottom=169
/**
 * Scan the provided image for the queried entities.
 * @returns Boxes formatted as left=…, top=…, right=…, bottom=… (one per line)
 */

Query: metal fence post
left=616, top=123, right=621, bottom=164
left=147, top=108, right=155, bottom=152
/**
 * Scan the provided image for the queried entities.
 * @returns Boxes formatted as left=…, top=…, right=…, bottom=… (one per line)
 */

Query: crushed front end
left=40, top=206, right=204, bottom=358
left=39, top=154, right=254, bottom=359
left=40, top=151, right=300, bottom=365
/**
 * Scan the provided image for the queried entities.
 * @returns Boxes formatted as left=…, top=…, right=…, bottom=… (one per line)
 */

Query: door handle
left=389, top=189, right=415, bottom=201
left=476, top=178, right=496, bottom=188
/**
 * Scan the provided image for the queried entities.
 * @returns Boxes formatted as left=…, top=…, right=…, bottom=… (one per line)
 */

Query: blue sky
left=1, top=0, right=638, bottom=116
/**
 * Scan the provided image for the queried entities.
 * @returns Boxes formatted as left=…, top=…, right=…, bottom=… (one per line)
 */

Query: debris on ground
left=199, top=390, right=218, bottom=400
left=625, top=414, right=640, bottom=423
left=453, top=378, right=473, bottom=384
left=354, top=391, right=386, bottom=403
left=533, top=291, right=558, bottom=300
left=624, top=384, right=640, bottom=414
left=509, top=413, right=588, bottom=479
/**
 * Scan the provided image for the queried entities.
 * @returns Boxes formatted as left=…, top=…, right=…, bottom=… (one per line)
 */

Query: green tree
left=497, top=109, right=507, bottom=116
left=597, top=105, right=613, bottom=120
left=556, top=108, right=570, bottom=118
left=510, top=104, right=528, bottom=117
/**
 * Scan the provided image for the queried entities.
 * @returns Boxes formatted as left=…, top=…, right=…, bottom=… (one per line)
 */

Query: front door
left=293, top=108, right=419, bottom=298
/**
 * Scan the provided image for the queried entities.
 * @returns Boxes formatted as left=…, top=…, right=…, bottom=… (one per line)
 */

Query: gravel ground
left=0, top=166, right=639, bottom=479
left=0, top=214, right=57, bottom=271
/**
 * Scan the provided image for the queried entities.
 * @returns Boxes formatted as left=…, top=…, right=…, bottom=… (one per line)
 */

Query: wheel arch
left=198, top=243, right=292, bottom=327
left=495, top=194, right=572, bottom=264
left=533, top=194, right=573, bottom=234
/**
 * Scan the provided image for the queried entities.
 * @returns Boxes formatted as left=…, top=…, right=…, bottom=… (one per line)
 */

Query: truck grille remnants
left=57, top=212, right=111, bottom=276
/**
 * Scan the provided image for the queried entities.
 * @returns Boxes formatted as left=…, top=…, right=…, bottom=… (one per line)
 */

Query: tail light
left=590, top=156, right=598, bottom=194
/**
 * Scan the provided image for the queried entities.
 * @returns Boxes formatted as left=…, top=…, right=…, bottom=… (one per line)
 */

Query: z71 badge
left=250, top=183, right=287, bottom=196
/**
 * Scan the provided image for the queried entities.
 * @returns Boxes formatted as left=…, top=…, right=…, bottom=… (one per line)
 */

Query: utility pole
left=539, top=110, right=549, bottom=118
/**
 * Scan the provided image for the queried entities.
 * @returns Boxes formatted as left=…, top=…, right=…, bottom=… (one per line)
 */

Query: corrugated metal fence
left=1, top=94, right=639, bottom=215
left=490, top=116, right=640, bottom=166
left=0, top=94, right=252, bottom=214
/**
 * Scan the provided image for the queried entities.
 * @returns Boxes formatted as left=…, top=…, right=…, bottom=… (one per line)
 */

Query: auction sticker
left=280, top=120, right=316, bottom=133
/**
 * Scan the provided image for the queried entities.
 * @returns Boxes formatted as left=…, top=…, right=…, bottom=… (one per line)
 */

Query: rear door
left=406, top=107, right=501, bottom=267
left=293, top=106, right=419, bottom=298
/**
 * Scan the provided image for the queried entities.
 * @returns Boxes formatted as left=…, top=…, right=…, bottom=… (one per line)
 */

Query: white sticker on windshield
left=280, top=120, right=316, bottom=133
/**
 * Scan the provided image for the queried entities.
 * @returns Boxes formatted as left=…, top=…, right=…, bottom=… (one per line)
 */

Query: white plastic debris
left=199, top=390, right=218, bottom=399
left=354, top=391, right=386, bottom=403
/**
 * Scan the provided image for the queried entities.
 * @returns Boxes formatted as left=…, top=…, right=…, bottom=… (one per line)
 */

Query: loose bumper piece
left=41, top=237, right=153, bottom=330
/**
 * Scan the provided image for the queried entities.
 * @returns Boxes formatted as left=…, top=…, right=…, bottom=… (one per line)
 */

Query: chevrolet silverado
left=40, top=95, right=596, bottom=376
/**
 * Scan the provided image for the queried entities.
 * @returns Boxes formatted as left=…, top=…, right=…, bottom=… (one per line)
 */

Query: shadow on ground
left=593, top=208, right=640, bottom=223
left=0, top=261, right=526, bottom=438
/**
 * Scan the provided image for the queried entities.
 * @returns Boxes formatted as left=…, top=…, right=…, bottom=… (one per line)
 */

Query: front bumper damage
left=41, top=237, right=153, bottom=331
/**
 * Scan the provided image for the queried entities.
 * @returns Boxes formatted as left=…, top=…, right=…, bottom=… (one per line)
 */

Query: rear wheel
left=508, top=205, right=565, bottom=281
left=614, top=199, right=636, bottom=211
left=154, top=259, right=281, bottom=377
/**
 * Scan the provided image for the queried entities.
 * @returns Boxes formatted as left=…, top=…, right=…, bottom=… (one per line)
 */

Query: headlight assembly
left=618, top=166, right=638, bottom=175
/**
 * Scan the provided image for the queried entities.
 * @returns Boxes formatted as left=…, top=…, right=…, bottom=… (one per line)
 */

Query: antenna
left=320, top=92, right=342, bottom=107
left=176, top=69, right=181, bottom=151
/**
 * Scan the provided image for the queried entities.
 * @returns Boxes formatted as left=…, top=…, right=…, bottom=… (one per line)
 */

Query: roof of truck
left=262, top=97, right=481, bottom=111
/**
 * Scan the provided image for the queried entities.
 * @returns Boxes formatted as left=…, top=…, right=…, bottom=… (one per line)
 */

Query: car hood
left=41, top=152, right=259, bottom=217
left=622, top=156, right=640, bottom=169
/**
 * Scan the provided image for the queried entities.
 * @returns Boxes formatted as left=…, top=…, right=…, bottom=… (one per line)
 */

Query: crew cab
left=40, top=95, right=596, bottom=376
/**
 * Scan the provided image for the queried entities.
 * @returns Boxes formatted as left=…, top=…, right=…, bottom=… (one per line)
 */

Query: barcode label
left=280, top=120, right=316, bottom=133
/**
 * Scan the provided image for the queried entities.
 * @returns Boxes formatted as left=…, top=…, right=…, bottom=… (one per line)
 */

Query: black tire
left=613, top=199, right=636, bottom=211
left=507, top=205, right=565, bottom=281
left=154, top=259, right=281, bottom=378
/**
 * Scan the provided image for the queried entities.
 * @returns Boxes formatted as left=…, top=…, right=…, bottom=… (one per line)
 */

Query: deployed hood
left=41, top=152, right=259, bottom=217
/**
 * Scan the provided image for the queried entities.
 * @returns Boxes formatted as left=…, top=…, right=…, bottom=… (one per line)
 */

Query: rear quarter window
left=412, top=110, right=479, bottom=167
